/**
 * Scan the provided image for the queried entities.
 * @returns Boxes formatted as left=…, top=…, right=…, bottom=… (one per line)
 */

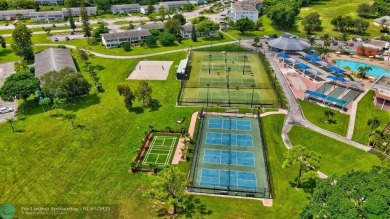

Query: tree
left=302, top=12, right=322, bottom=34
left=52, top=97, right=64, bottom=115
left=324, top=109, right=335, bottom=123
left=96, top=0, right=111, bottom=13
left=0, top=35, right=6, bottom=48
left=282, top=145, right=321, bottom=188
left=182, top=3, right=194, bottom=11
left=191, top=24, right=197, bottom=42
left=267, top=2, right=300, bottom=30
left=357, top=65, right=372, bottom=78
left=197, top=20, right=219, bottom=36
left=234, top=17, right=255, bottom=34
left=6, top=118, right=16, bottom=133
left=145, top=35, right=157, bottom=47
left=92, top=23, right=108, bottom=40
left=367, top=115, right=380, bottom=134
left=163, top=19, right=182, bottom=36
left=357, top=3, right=372, bottom=17
left=127, top=21, right=135, bottom=30
left=117, top=84, right=135, bottom=110
left=315, top=45, right=332, bottom=59
left=354, top=18, right=369, bottom=35
left=158, top=8, right=167, bottom=22
left=80, top=6, right=91, bottom=38
left=0, top=0, right=9, bottom=10
left=143, top=166, right=190, bottom=215
left=0, top=70, right=39, bottom=102
left=254, top=37, right=260, bottom=44
left=64, top=113, right=76, bottom=128
left=172, top=14, right=186, bottom=25
left=159, top=32, right=176, bottom=46
left=340, top=32, right=349, bottom=44
left=40, top=67, right=91, bottom=101
left=64, top=0, right=78, bottom=8
left=14, top=59, right=28, bottom=72
left=146, top=0, right=154, bottom=15
left=372, top=0, right=390, bottom=17
left=255, top=17, right=263, bottom=30
left=331, top=15, right=348, bottom=32
left=11, top=24, right=33, bottom=60
left=68, top=9, right=77, bottom=31
left=301, top=167, right=390, bottom=218
left=149, top=28, right=160, bottom=37
left=39, top=97, right=51, bottom=113
left=135, top=81, right=152, bottom=108
left=122, top=42, right=131, bottom=51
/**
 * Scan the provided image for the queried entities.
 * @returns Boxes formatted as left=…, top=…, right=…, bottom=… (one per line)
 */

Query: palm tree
left=340, top=33, right=349, bottom=44
left=316, top=45, right=332, bottom=59
left=39, top=97, right=51, bottom=113
left=324, top=109, right=335, bottom=123
left=6, top=118, right=16, bottom=133
left=52, top=97, right=64, bottom=116
left=64, top=113, right=76, bottom=128
left=367, top=115, right=380, bottom=135
left=357, top=66, right=372, bottom=78
left=307, top=36, right=316, bottom=46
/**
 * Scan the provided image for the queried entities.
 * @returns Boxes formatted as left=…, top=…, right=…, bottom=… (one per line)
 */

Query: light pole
left=251, top=85, right=255, bottom=108
left=208, top=54, right=212, bottom=75
left=242, top=55, right=247, bottom=75
left=206, top=83, right=210, bottom=107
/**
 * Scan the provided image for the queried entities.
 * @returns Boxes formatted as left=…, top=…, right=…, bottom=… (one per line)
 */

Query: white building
left=373, top=16, right=390, bottom=28
left=111, top=4, right=141, bottom=14
left=158, top=1, right=188, bottom=10
left=35, top=0, right=63, bottom=6
left=29, top=11, right=64, bottom=22
left=180, top=24, right=215, bottom=38
left=229, top=0, right=262, bottom=23
left=101, top=30, right=151, bottom=48
left=62, top=7, right=97, bottom=17
left=0, top=10, right=35, bottom=20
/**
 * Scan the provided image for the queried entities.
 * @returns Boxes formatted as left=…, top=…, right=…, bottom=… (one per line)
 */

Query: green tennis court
left=179, top=51, right=279, bottom=108
left=141, top=135, right=179, bottom=166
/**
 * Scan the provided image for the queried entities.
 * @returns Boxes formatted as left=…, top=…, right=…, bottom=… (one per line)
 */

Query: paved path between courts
left=172, top=111, right=199, bottom=164
left=35, top=41, right=238, bottom=59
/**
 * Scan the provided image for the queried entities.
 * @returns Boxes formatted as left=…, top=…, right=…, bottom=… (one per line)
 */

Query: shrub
left=122, top=42, right=131, bottom=51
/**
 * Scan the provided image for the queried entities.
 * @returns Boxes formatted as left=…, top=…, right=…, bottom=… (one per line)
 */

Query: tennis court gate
left=186, top=108, right=272, bottom=199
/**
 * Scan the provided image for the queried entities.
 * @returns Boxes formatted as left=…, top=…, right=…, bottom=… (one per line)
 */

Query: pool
left=335, top=60, right=390, bottom=78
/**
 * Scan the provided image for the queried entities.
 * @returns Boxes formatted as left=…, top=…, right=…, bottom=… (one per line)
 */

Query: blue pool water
left=335, top=60, right=390, bottom=78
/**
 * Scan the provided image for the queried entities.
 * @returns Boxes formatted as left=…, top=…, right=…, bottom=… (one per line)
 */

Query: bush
left=122, top=42, right=131, bottom=52
left=87, top=37, right=99, bottom=45
left=57, top=45, right=67, bottom=49
left=158, top=32, right=176, bottom=46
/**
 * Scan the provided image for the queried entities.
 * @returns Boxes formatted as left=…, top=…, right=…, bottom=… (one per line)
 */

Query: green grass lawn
left=297, top=0, right=381, bottom=38
left=289, top=126, right=382, bottom=176
left=299, top=100, right=350, bottom=136
left=0, top=52, right=199, bottom=218
left=353, top=90, right=390, bottom=144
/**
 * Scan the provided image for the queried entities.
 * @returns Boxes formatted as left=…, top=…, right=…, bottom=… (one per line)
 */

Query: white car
left=0, top=107, right=14, bottom=114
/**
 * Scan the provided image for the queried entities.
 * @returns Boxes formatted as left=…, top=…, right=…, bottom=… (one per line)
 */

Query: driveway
left=0, top=62, right=16, bottom=123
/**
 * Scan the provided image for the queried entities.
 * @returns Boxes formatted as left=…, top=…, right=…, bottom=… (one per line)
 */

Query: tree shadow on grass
left=63, top=94, right=101, bottom=112
left=155, top=196, right=212, bottom=218
left=130, top=106, right=144, bottom=114
left=0, top=49, right=14, bottom=59
left=288, top=177, right=317, bottom=196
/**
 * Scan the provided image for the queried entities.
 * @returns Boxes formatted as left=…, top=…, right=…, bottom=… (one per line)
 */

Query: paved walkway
left=264, top=50, right=372, bottom=152
left=172, top=111, right=199, bottom=164
left=346, top=89, right=369, bottom=139
left=35, top=41, right=237, bottom=59
left=260, top=109, right=287, bottom=117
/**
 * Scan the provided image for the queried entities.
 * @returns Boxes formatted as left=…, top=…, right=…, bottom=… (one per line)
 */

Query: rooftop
left=374, top=16, right=390, bottom=26
left=34, top=48, right=77, bottom=79
left=232, top=2, right=258, bottom=12
left=268, top=33, right=310, bottom=51
left=111, top=4, right=141, bottom=9
left=159, top=1, right=187, bottom=5
left=102, top=29, right=151, bottom=40
left=138, top=22, right=164, bottom=30
left=363, top=39, right=388, bottom=49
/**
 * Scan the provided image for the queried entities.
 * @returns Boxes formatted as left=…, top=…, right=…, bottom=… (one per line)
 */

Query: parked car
left=54, top=37, right=58, bottom=42
left=65, top=36, right=70, bottom=41
left=70, top=31, right=75, bottom=35
left=0, top=107, right=14, bottom=114
left=4, top=23, right=9, bottom=26
left=332, top=41, right=338, bottom=46
left=349, top=42, right=354, bottom=46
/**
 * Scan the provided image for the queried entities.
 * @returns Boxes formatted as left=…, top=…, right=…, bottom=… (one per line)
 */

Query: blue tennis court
left=208, top=118, right=252, bottom=131
left=203, top=149, right=255, bottom=166
left=200, top=168, right=257, bottom=189
left=205, top=132, right=253, bottom=147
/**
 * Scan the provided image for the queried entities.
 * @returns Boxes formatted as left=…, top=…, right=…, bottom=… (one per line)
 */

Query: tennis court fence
left=178, top=97, right=279, bottom=108
left=188, top=185, right=271, bottom=199
left=184, top=81, right=273, bottom=89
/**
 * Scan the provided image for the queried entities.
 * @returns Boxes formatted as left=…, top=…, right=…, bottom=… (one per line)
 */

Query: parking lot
left=0, top=62, right=16, bottom=123
left=50, top=32, right=85, bottom=42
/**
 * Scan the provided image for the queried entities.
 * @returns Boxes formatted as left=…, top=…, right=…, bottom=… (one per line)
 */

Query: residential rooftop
left=102, top=29, right=151, bottom=40
left=34, top=48, right=77, bottom=79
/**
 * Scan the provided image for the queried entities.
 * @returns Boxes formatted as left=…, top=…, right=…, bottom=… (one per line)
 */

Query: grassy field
left=299, top=100, right=350, bottom=136
left=289, top=126, right=382, bottom=176
left=353, top=91, right=390, bottom=144
left=0, top=52, right=199, bottom=218
left=224, top=0, right=382, bottom=39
